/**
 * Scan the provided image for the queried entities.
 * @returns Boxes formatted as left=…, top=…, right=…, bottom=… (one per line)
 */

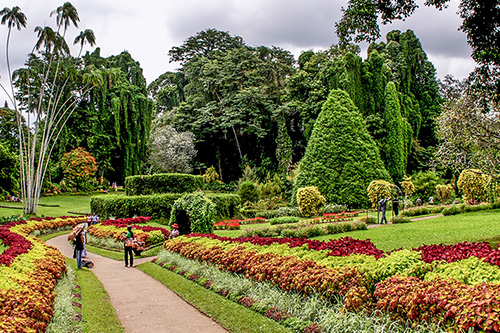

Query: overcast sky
left=1, top=0, right=475, bottom=105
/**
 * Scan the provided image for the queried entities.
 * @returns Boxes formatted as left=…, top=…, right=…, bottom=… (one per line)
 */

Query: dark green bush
left=442, top=205, right=464, bottom=216
left=293, top=89, right=391, bottom=208
left=170, top=192, right=216, bottom=234
left=125, top=173, right=204, bottom=195
left=91, top=192, right=240, bottom=220
left=269, top=216, right=300, bottom=225
left=238, top=182, right=259, bottom=203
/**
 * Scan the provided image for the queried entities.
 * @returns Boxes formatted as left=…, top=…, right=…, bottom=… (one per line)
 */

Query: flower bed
left=0, top=217, right=75, bottom=332
left=213, top=217, right=267, bottom=230
left=88, top=217, right=169, bottom=247
left=163, top=235, right=500, bottom=331
left=213, top=221, right=240, bottom=230
left=240, top=219, right=366, bottom=238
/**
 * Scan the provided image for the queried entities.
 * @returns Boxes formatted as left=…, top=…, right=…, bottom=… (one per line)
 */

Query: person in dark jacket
left=378, top=197, right=391, bottom=224
left=392, top=197, right=400, bottom=217
left=124, top=226, right=134, bottom=267
left=73, top=230, right=85, bottom=269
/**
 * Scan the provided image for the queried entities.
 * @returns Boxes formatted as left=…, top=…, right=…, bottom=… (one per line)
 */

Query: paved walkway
left=47, top=235, right=227, bottom=333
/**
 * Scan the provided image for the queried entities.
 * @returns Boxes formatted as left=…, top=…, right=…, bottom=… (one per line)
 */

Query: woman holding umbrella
left=69, top=223, right=85, bottom=269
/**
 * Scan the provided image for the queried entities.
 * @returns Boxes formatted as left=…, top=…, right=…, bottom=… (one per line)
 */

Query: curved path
left=47, top=235, right=227, bottom=333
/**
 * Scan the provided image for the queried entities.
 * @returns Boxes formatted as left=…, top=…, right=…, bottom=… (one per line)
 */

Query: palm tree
left=0, top=6, right=27, bottom=104
left=74, top=29, right=96, bottom=57
left=50, top=2, right=79, bottom=36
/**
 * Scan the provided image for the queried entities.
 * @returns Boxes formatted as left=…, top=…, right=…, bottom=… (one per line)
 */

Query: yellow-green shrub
left=457, top=169, right=490, bottom=203
left=296, top=186, right=325, bottom=217
left=436, top=184, right=453, bottom=204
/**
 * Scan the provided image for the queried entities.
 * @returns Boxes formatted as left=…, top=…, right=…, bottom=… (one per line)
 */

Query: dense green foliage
left=238, top=182, right=259, bottom=204
left=53, top=49, right=153, bottom=184
left=382, top=82, right=411, bottom=181
left=0, top=142, right=18, bottom=198
left=125, top=173, right=204, bottom=195
left=155, top=29, right=295, bottom=181
left=170, top=192, right=216, bottom=234
left=294, top=90, right=390, bottom=208
left=90, top=192, right=239, bottom=221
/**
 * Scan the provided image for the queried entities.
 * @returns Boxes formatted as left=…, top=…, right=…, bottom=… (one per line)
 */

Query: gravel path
left=47, top=235, right=227, bottom=333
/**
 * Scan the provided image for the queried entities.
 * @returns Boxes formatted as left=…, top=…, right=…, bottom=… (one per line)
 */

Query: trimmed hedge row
left=125, top=173, right=204, bottom=195
left=90, top=193, right=240, bottom=221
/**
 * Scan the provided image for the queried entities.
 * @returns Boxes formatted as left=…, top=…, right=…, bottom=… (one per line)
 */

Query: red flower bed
left=186, top=233, right=385, bottom=258
left=214, top=221, right=240, bottom=230
left=0, top=221, right=33, bottom=266
left=416, top=241, right=500, bottom=267
left=100, top=216, right=151, bottom=226
left=0, top=217, right=68, bottom=332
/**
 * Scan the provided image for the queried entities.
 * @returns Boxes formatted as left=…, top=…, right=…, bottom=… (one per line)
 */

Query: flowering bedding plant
left=0, top=217, right=71, bottom=332
left=164, top=234, right=500, bottom=332
left=213, top=220, right=241, bottom=230
left=89, top=216, right=168, bottom=246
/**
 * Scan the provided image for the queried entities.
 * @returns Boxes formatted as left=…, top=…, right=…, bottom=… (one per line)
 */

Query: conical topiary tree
left=293, top=89, right=391, bottom=208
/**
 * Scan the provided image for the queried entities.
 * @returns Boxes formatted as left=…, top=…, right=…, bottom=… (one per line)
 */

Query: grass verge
left=66, top=258, right=124, bottom=333
left=138, top=262, right=291, bottom=333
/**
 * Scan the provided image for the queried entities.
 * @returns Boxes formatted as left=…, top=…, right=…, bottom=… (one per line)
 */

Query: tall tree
left=293, top=89, right=390, bottom=208
left=1, top=3, right=99, bottom=214
left=160, top=32, right=294, bottom=181
left=168, top=28, right=245, bottom=64
left=53, top=49, right=153, bottom=183
left=335, top=0, right=500, bottom=104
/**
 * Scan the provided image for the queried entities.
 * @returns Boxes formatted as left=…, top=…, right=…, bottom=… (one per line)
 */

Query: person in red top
left=169, top=223, right=179, bottom=239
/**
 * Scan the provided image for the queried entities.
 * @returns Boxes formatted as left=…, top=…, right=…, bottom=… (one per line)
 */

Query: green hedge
left=91, top=193, right=240, bottom=221
left=442, top=202, right=500, bottom=216
left=125, top=173, right=204, bottom=195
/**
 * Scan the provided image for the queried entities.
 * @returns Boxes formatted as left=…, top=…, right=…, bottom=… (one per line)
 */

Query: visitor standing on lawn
left=379, top=197, right=391, bottom=224
left=124, top=226, right=134, bottom=267
left=392, top=197, right=400, bottom=217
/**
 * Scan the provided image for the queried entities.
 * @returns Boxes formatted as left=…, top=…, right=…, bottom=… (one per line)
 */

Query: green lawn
left=0, top=191, right=121, bottom=218
left=313, top=209, right=500, bottom=251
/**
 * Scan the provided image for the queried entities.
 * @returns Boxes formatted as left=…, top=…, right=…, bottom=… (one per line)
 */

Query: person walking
left=392, top=197, right=400, bottom=217
left=73, top=228, right=85, bottom=269
left=379, top=197, right=391, bottom=224
left=124, top=226, right=134, bottom=267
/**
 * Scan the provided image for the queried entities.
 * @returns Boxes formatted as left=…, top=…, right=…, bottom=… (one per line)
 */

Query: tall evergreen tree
left=293, top=89, right=390, bottom=208
left=383, top=81, right=405, bottom=182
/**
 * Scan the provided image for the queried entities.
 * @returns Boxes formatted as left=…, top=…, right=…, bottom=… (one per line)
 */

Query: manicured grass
left=0, top=191, right=122, bottom=218
left=314, top=209, right=500, bottom=251
left=40, top=233, right=123, bottom=332
left=138, top=262, right=292, bottom=333
left=65, top=258, right=124, bottom=333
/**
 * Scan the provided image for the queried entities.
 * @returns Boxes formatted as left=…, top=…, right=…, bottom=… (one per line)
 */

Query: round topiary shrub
left=297, top=186, right=326, bottom=217
left=170, top=192, right=216, bottom=234
left=238, top=181, right=259, bottom=203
